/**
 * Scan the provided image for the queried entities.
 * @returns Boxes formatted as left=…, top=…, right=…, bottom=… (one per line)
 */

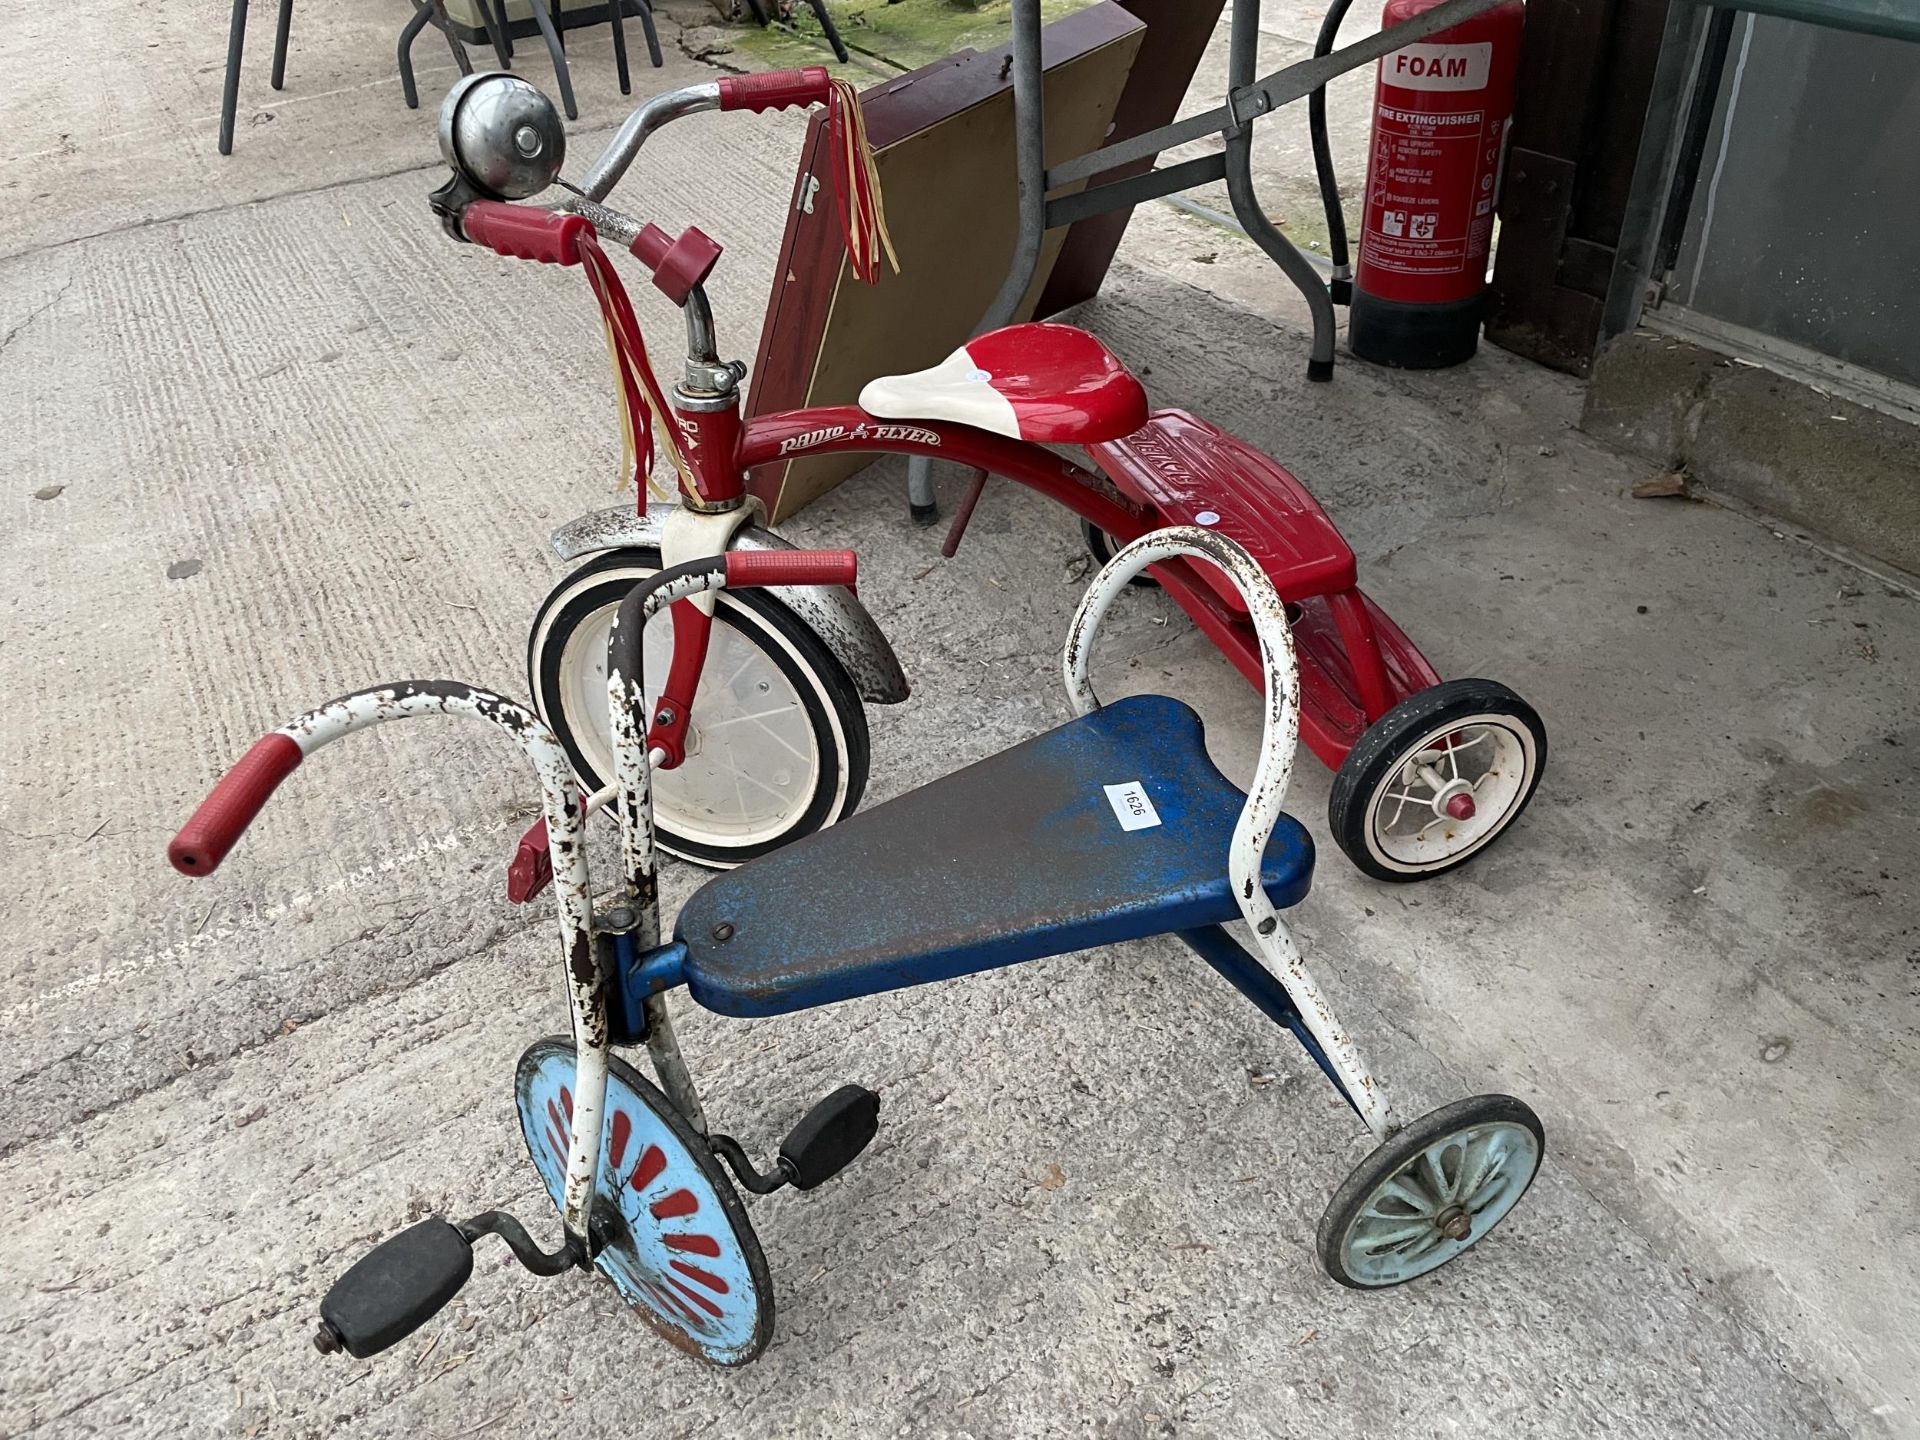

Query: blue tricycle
left=168, top=527, right=1544, bottom=1368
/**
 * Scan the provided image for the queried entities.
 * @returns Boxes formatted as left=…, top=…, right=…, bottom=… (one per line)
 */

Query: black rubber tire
left=527, top=548, right=869, bottom=868
left=1078, top=518, right=1159, bottom=587
left=1316, top=1093, right=1544, bottom=1290
left=1327, top=678, right=1546, bottom=882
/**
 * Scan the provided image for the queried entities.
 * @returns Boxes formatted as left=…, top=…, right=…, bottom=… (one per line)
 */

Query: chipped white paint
left=269, top=682, right=611, bottom=1237
left=1064, top=527, right=1395, bottom=1140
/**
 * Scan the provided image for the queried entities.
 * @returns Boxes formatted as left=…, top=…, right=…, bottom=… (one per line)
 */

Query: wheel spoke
left=715, top=650, right=759, bottom=691
left=1380, top=1176, right=1432, bottom=1215
left=702, top=703, right=807, bottom=731
left=1356, top=1221, right=1430, bottom=1250
left=1382, top=790, right=1431, bottom=830
left=744, top=716, right=812, bottom=764
left=1468, top=1166, right=1512, bottom=1212
left=1452, top=1133, right=1499, bottom=1204
left=1402, top=1227, right=1449, bottom=1259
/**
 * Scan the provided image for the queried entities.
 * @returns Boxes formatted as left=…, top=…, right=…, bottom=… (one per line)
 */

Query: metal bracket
left=1047, top=0, right=1510, bottom=188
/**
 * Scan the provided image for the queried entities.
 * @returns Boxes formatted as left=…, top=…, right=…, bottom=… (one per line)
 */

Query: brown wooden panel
left=1507, top=0, right=1617, bottom=158
left=1487, top=0, right=1667, bottom=374
left=745, top=4, right=1145, bottom=522
left=1567, top=0, right=1669, bottom=246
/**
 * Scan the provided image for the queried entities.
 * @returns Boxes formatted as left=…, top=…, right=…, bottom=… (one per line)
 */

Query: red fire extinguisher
left=1349, top=0, right=1525, bottom=369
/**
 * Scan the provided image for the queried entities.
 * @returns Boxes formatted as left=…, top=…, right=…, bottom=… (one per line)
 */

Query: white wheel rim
left=558, top=600, right=823, bottom=850
left=1340, top=1120, right=1539, bottom=1286
left=1362, top=711, right=1536, bottom=873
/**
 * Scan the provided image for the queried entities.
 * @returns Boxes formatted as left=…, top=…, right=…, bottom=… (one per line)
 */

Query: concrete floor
left=3, top=2, right=1917, bottom=1437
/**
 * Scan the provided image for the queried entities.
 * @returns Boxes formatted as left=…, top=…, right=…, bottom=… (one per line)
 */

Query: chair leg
left=433, top=0, right=475, bottom=76
left=741, top=0, right=769, bottom=26
left=527, top=0, right=577, bottom=118
left=624, top=0, right=663, bottom=68
left=397, top=0, right=434, bottom=109
left=218, top=0, right=250, bottom=155
left=477, top=0, right=511, bottom=68
left=492, top=0, right=514, bottom=60
left=269, top=0, right=293, bottom=90
left=609, top=0, right=631, bottom=94
left=805, top=0, right=849, bottom=63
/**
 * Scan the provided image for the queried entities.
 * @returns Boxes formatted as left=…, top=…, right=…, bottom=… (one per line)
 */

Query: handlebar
left=577, top=81, right=721, bottom=204
left=168, top=734, right=305, bottom=875
left=166, top=680, right=606, bottom=1232
left=606, top=548, right=857, bottom=908
left=575, top=68, right=830, bottom=203
left=717, top=67, right=832, bottom=114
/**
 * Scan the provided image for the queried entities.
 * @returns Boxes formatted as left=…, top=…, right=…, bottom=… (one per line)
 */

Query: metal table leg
left=477, top=0, right=511, bottom=69
left=1225, top=0, right=1337, bottom=380
left=1308, top=0, right=1356, bottom=304
left=1601, top=1, right=1718, bottom=343
left=804, top=0, right=851, bottom=63
left=978, top=0, right=1048, bottom=337
left=397, top=1, right=435, bottom=108
left=610, top=0, right=631, bottom=94
left=219, top=0, right=250, bottom=156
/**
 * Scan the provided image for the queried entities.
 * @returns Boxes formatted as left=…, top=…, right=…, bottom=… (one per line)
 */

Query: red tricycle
left=429, top=67, right=1546, bottom=884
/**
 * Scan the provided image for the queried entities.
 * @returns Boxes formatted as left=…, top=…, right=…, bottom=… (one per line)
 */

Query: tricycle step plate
left=675, top=695, right=1314, bottom=1017
left=1089, top=410, right=1357, bottom=609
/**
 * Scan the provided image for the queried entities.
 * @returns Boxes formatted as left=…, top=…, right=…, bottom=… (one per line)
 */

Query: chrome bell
left=438, top=72, right=567, bottom=201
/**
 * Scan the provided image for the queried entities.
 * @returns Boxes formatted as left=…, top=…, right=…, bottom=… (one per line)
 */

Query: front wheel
left=1327, top=678, right=1546, bottom=881
left=516, top=1038, right=775, bottom=1365
left=528, top=548, right=869, bottom=868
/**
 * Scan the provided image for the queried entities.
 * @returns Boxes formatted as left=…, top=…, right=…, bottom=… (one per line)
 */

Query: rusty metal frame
left=605, top=559, right=756, bottom=1133
left=1063, top=528, right=1396, bottom=1140
left=266, top=683, right=613, bottom=1240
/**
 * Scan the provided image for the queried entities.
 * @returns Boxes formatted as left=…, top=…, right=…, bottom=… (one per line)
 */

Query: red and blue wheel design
left=515, top=1038, right=774, bottom=1366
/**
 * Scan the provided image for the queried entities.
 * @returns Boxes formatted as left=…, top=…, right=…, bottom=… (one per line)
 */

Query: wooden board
left=744, top=3, right=1146, bottom=522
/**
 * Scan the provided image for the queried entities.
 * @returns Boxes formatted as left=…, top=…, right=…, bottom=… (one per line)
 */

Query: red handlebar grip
left=461, top=202, right=595, bottom=266
left=168, top=734, right=304, bottom=877
left=717, top=67, right=832, bottom=113
left=726, top=549, right=858, bottom=589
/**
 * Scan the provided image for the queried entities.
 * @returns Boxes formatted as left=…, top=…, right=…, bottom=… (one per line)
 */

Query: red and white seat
left=858, top=322, right=1148, bottom=446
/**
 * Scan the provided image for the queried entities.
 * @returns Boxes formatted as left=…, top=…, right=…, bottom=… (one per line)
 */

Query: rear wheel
left=1078, top=518, right=1158, bottom=587
left=1328, top=679, right=1545, bottom=881
left=1317, top=1094, right=1544, bottom=1289
left=529, top=548, right=869, bottom=868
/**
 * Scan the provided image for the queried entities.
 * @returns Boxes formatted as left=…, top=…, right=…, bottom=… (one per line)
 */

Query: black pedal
left=780, top=1085, right=881, bottom=1191
left=314, top=1219, right=473, bottom=1359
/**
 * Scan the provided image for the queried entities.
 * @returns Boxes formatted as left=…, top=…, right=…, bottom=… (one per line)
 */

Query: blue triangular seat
left=675, top=694, right=1315, bottom=1018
